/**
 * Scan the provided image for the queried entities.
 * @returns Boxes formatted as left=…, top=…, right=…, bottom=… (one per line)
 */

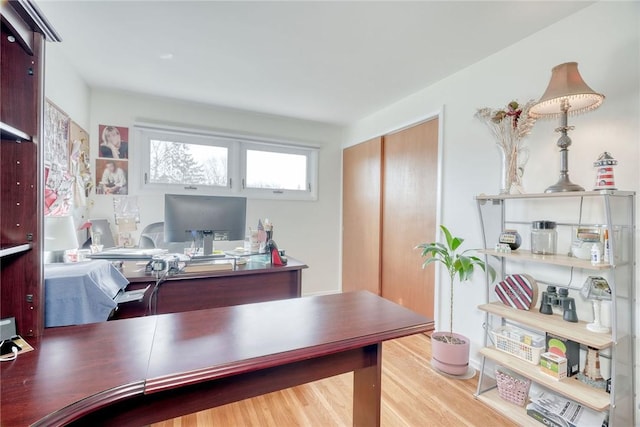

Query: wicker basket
left=491, top=326, right=544, bottom=365
left=495, top=368, right=531, bottom=407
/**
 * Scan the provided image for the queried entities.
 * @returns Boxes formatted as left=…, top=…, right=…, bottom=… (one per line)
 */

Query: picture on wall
left=95, top=159, right=128, bottom=195
left=44, top=99, right=74, bottom=216
left=44, top=99, right=70, bottom=170
left=98, top=124, right=129, bottom=159
left=69, top=121, right=91, bottom=204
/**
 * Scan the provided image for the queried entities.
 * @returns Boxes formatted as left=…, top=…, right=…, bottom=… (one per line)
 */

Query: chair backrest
left=89, top=218, right=117, bottom=249
left=139, top=222, right=166, bottom=248
left=139, top=222, right=190, bottom=253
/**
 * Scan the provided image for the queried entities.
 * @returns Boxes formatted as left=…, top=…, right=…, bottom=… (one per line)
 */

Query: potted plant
left=417, top=225, right=495, bottom=376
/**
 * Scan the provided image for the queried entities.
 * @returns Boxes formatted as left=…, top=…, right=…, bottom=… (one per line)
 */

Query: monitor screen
left=164, top=194, right=247, bottom=244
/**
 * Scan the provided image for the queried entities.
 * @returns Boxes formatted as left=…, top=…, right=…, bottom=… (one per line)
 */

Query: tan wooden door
left=342, top=137, right=382, bottom=295
left=341, top=137, right=382, bottom=294
left=381, top=119, right=438, bottom=321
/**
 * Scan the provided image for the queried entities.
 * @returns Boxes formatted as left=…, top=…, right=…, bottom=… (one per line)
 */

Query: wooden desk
left=0, top=291, right=431, bottom=426
left=116, top=257, right=307, bottom=318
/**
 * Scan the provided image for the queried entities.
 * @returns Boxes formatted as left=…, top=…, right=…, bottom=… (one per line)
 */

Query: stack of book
left=526, top=391, right=607, bottom=427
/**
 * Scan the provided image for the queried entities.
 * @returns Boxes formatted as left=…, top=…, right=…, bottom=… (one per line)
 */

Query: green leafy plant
left=417, top=225, right=495, bottom=343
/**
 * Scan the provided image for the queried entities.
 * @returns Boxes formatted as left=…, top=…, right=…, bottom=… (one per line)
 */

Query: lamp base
left=586, top=322, right=610, bottom=334
left=545, top=175, right=585, bottom=193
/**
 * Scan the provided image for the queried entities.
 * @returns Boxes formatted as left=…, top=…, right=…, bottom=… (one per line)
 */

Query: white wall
left=44, top=43, right=91, bottom=130
left=87, top=89, right=344, bottom=296
left=44, top=42, right=92, bottom=242
left=345, top=0, right=639, bottom=414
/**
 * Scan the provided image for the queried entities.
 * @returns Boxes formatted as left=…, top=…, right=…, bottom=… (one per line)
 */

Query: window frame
left=240, top=142, right=318, bottom=201
left=132, top=123, right=319, bottom=201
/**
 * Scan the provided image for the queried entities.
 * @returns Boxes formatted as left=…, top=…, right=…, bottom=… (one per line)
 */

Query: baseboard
left=469, top=357, right=483, bottom=373
left=302, top=289, right=341, bottom=298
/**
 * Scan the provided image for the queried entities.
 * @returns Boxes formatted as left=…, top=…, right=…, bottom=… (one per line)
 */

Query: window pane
left=246, top=150, right=307, bottom=190
left=149, top=140, right=228, bottom=186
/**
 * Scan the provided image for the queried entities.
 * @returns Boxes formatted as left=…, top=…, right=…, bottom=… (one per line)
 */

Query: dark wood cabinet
left=1, top=1, right=59, bottom=337
left=1, top=18, right=38, bottom=137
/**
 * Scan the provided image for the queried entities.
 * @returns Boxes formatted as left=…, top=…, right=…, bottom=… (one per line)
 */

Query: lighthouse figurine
left=593, top=152, right=617, bottom=191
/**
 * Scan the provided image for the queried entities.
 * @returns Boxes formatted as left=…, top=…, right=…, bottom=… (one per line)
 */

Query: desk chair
left=138, top=222, right=185, bottom=253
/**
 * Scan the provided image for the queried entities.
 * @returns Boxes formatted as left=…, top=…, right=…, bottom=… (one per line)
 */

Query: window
left=134, top=124, right=318, bottom=200
left=241, top=143, right=317, bottom=199
left=149, top=139, right=228, bottom=187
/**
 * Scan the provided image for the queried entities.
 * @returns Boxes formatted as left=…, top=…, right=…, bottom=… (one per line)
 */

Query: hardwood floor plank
left=151, top=334, right=515, bottom=426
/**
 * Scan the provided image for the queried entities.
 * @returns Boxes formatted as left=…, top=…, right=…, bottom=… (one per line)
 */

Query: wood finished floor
left=151, top=334, right=515, bottom=426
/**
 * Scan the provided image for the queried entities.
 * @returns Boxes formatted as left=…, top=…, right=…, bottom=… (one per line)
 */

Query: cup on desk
left=63, top=249, right=79, bottom=263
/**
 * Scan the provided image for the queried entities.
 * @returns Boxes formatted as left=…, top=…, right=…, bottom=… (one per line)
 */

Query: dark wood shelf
left=0, top=243, right=32, bottom=258
left=0, top=121, right=31, bottom=141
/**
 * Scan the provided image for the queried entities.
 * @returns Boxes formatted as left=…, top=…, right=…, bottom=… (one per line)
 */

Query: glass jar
left=531, top=221, right=557, bottom=255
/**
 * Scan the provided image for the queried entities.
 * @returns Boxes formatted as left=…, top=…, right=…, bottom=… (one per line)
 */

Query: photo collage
left=96, top=124, right=129, bottom=195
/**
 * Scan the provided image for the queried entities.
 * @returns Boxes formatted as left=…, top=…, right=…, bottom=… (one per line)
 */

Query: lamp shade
left=530, top=62, right=604, bottom=118
left=44, top=216, right=79, bottom=252
left=580, top=276, right=612, bottom=301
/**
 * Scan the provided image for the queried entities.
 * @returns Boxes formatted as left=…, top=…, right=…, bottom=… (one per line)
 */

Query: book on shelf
left=527, top=390, right=607, bottom=427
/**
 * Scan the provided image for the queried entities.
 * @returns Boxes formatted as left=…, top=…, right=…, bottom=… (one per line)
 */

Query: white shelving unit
left=474, top=191, right=636, bottom=426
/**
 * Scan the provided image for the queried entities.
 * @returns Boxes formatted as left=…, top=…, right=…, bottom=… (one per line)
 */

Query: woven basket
left=491, top=326, right=544, bottom=365
left=495, top=368, right=531, bottom=407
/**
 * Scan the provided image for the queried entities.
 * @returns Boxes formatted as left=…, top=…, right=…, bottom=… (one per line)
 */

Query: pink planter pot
left=431, top=332, right=470, bottom=376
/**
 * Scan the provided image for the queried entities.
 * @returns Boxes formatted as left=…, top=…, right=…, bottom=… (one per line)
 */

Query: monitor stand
left=202, top=231, right=214, bottom=256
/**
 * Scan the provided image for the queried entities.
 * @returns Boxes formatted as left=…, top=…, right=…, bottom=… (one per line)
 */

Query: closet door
left=381, top=119, right=438, bottom=321
left=342, top=137, right=382, bottom=294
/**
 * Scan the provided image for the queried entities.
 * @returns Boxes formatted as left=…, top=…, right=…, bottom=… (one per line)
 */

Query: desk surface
left=123, top=257, right=307, bottom=283
left=0, top=291, right=430, bottom=426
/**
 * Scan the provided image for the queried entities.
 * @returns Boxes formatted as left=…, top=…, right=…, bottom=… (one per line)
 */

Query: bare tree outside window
left=149, top=140, right=228, bottom=186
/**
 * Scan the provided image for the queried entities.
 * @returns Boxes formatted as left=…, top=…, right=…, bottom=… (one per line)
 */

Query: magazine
left=527, top=390, right=606, bottom=427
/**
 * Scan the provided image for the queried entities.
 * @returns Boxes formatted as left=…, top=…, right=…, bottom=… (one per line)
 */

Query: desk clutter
left=1, top=317, right=34, bottom=361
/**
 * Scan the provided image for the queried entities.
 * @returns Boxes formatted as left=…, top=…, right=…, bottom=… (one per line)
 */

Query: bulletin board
left=44, top=99, right=73, bottom=216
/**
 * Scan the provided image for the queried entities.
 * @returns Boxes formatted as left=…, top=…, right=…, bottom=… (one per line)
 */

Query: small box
left=545, top=333, right=580, bottom=377
left=540, top=352, right=567, bottom=380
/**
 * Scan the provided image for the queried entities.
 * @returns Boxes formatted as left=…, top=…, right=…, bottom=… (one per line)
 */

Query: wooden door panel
left=342, top=137, right=382, bottom=294
left=381, top=119, right=438, bottom=320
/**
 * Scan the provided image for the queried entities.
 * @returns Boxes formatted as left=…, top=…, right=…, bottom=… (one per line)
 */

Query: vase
left=431, top=331, right=471, bottom=376
left=498, top=143, right=526, bottom=194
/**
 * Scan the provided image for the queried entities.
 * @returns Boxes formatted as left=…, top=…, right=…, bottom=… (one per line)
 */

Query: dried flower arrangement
left=475, top=100, right=537, bottom=194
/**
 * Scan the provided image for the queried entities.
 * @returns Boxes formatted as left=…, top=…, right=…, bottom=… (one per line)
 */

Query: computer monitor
left=164, top=194, right=247, bottom=255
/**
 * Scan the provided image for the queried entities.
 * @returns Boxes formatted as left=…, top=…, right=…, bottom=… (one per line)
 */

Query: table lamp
left=580, top=276, right=612, bottom=333
left=529, top=62, right=604, bottom=193
left=44, top=216, right=79, bottom=263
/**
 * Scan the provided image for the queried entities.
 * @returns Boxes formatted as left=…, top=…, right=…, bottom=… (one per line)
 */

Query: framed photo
left=98, top=124, right=129, bottom=159
left=95, top=159, right=128, bottom=195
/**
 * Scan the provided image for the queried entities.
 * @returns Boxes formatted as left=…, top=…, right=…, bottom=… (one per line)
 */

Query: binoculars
left=539, top=286, right=578, bottom=323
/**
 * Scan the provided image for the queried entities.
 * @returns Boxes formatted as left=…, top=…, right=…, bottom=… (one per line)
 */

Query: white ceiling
left=36, top=1, right=593, bottom=125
